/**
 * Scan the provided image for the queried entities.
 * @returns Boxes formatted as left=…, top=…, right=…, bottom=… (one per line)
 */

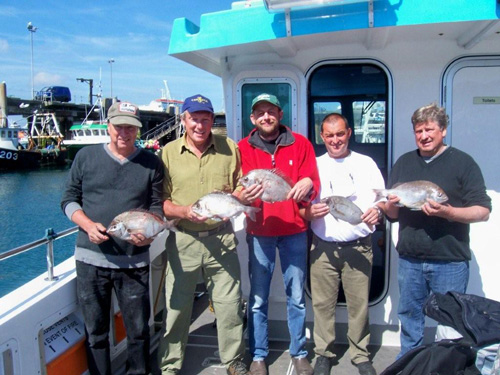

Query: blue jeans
left=76, top=261, right=151, bottom=375
left=247, top=232, right=308, bottom=360
left=397, top=256, right=469, bottom=358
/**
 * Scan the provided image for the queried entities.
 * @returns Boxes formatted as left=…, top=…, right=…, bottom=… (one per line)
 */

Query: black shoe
left=356, top=361, right=377, bottom=375
left=313, top=356, right=333, bottom=375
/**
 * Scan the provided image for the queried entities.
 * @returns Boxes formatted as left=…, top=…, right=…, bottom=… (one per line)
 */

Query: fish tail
left=166, top=218, right=179, bottom=232
left=373, top=189, right=388, bottom=202
left=245, top=206, right=261, bottom=222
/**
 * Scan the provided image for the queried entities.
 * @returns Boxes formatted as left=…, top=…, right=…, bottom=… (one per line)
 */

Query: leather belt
left=177, top=221, right=230, bottom=238
left=317, top=234, right=371, bottom=247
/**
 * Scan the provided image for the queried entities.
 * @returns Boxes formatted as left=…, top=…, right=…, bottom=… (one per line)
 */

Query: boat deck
left=150, top=290, right=399, bottom=375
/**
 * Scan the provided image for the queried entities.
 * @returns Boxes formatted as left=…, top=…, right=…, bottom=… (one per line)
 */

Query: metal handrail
left=141, top=115, right=177, bottom=141
left=0, top=226, right=79, bottom=281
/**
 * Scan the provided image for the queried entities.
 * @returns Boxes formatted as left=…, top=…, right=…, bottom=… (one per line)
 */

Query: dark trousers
left=76, top=261, right=151, bottom=375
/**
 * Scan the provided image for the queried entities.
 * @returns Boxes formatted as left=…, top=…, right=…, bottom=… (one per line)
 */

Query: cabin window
left=308, top=63, right=389, bottom=175
left=312, top=102, right=342, bottom=145
left=93, top=130, right=99, bottom=136
left=352, top=100, right=386, bottom=144
left=1, top=348, right=14, bottom=375
left=307, top=61, right=391, bottom=305
left=240, top=82, right=293, bottom=137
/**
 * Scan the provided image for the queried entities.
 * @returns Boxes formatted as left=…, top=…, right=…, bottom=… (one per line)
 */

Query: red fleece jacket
left=238, top=126, right=320, bottom=237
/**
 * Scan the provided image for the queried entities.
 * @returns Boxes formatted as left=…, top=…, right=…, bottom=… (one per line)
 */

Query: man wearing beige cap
left=61, top=101, right=164, bottom=375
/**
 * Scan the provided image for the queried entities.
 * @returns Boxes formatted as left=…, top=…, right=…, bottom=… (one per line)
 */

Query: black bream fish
left=192, top=191, right=261, bottom=221
left=373, top=180, right=448, bottom=210
left=239, top=169, right=294, bottom=203
left=321, top=196, right=364, bottom=225
left=107, top=210, right=176, bottom=241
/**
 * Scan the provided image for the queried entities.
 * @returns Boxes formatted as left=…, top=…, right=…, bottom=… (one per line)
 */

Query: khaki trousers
left=310, top=234, right=373, bottom=364
left=158, top=227, right=245, bottom=374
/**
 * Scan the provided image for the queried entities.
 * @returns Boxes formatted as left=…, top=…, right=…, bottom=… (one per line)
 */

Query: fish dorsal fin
left=209, top=190, right=243, bottom=203
left=210, top=190, right=232, bottom=196
left=128, top=209, right=165, bottom=222
left=128, top=208, right=149, bottom=213
left=270, top=168, right=294, bottom=186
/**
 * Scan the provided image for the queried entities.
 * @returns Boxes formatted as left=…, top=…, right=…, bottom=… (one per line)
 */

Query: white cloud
left=0, top=6, right=22, bottom=17
left=0, top=39, right=8, bottom=53
left=34, top=72, right=63, bottom=86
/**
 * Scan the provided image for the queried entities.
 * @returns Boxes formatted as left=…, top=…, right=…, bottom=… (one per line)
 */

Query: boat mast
left=81, top=69, right=105, bottom=124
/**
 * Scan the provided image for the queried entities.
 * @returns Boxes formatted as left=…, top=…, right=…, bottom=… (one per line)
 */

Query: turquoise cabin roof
left=169, top=0, right=499, bottom=55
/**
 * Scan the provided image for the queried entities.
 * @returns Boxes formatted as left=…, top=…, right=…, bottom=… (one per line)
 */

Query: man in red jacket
left=238, top=93, right=320, bottom=375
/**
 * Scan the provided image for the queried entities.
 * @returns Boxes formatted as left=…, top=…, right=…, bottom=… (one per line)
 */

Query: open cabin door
left=307, top=61, right=392, bottom=305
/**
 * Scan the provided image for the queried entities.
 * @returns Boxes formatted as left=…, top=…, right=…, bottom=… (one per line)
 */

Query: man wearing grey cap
left=157, top=94, right=250, bottom=375
left=61, top=101, right=164, bottom=375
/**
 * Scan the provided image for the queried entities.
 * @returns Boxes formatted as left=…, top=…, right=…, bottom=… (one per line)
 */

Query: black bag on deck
left=423, top=291, right=500, bottom=347
left=380, top=340, right=478, bottom=375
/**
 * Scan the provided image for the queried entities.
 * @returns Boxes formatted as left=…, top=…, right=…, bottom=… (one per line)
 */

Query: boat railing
left=140, top=115, right=179, bottom=141
left=0, top=226, right=78, bottom=281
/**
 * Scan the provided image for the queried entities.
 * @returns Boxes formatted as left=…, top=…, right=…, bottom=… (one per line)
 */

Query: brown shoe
left=292, top=357, right=313, bottom=375
left=227, top=360, right=250, bottom=375
left=249, top=360, right=267, bottom=375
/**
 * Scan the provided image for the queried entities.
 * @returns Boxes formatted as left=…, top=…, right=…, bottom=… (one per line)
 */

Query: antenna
left=80, top=69, right=104, bottom=124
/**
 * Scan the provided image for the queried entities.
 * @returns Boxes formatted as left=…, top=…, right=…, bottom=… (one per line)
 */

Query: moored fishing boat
left=63, top=122, right=110, bottom=161
left=62, top=94, right=109, bottom=161
left=1, top=82, right=66, bottom=169
left=0, top=125, right=42, bottom=169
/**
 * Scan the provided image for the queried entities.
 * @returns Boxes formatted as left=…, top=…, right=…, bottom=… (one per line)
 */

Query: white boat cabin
left=65, top=122, right=110, bottom=145
left=167, top=0, right=500, bottom=345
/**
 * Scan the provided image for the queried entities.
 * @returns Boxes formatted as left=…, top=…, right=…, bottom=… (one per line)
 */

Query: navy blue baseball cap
left=182, top=94, right=214, bottom=114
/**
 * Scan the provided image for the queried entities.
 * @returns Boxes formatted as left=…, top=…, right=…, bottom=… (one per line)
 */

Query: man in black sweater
left=381, top=103, right=491, bottom=359
left=61, top=101, right=164, bottom=375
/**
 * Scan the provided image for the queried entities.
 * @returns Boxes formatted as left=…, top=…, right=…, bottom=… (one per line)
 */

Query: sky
left=0, top=1, right=236, bottom=116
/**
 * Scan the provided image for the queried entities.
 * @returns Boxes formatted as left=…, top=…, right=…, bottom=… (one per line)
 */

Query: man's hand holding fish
left=236, top=183, right=264, bottom=205
left=127, top=232, right=155, bottom=247
left=287, top=177, right=313, bottom=202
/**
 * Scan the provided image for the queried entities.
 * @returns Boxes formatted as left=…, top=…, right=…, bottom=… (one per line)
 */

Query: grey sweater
left=61, top=144, right=164, bottom=268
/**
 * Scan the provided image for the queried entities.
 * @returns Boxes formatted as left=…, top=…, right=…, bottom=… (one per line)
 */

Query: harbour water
left=0, top=166, right=76, bottom=297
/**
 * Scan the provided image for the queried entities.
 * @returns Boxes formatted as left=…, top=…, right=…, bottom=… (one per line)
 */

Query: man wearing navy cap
left=157, top=95, right=250, bottom=375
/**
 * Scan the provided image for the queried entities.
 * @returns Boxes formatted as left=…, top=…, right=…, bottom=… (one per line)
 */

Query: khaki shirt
left=161, top=133, right=242, bottom=231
